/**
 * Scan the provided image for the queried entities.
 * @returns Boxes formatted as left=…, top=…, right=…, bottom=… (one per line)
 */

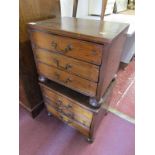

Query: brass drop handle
left=67, top=113, right=74, bottom=119
left=66, top=104, right=72, bottom=109
left=64, top=78, right=72, bottom=84
left=64, top=44, right=73, bottom=52
left=51, top=41, right=73, bottom=53
left=56, top=107, right=62, bottom=113
left=54, top=72, right=72, bottom=84
left=51, top=41, right=57, bottom=49
left=53, top=58, right=72, bottom=71
left=56, top=99, right=62, bottom=106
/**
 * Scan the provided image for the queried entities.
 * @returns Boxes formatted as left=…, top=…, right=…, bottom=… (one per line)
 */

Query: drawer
left=35, top=48, right=99, bottom=82
left=31, top=31, right=103, bottom=65
left=44, top=97, right=92, bottom=128
left=37, top=62, right=97, bottom=97
left=40, top=84, right=93, bottom=124
left=45, top=102, right=90, bottom=137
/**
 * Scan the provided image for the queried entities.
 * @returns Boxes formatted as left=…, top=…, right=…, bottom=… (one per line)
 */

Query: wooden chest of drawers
left=39, top=79, right=115, bottom=141
left=28, top=17, right=129, bottom=141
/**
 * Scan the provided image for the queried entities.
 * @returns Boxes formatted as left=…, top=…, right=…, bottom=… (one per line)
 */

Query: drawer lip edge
left=45, top=101, right=91, bottom=130
left=43, top=95, right=92, bottom=123
left=39, top=82, right=100, bottom=113
left=36, top=59, right=99, bottom=83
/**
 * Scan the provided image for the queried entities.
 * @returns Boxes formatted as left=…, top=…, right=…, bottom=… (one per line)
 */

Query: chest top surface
left=28, top=17, right=129, bottom=44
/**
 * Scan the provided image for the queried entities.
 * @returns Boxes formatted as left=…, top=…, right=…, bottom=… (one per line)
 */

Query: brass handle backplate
left=53, top=58, right=72, bottom=71
left=51, top=41, right=73, bottom=54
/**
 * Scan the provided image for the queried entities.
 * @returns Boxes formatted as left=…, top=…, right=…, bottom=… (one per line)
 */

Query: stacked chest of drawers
left=28, top=17, right=129, bottom=142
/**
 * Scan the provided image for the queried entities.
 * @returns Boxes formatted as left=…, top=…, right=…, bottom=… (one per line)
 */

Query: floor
left=107, top=59, right=135, bottom=123
left=19, top=59, right=135, bottom=155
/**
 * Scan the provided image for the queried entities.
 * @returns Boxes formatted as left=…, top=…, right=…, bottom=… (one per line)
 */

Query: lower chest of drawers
left=40, top=82, right=93, bottom=137
left=39, top=80, right=110, bottom=141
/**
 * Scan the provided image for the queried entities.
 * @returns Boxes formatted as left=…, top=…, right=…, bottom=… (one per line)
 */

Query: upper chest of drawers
left=28, top=17, right=129, bottom=97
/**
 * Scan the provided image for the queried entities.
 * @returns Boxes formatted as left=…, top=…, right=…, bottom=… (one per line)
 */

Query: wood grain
left=45, top=102, right=89, bottom=137
left=37, top=62, right=97, bottom=97
left=28, top=17, right=129, bottom=44
left=20, top=0, right=60, bottom=117
left=35, top=48, right=99, bottom=82
left=31, top=31, right=103, bottom=65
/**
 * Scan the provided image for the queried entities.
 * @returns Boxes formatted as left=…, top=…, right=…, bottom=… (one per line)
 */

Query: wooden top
left=28, top=17, right=129, bottom=44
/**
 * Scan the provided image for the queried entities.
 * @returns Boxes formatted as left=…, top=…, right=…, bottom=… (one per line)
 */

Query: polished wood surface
left=37, top=62, right=97, bottom=96
left=28, top=17, right=128, bottom=140
left=20, top=0, right=60, bottom=43
left=30, top=31, right=103, bottom=65
left=45, top=102, right=89, bottom=137
left=39, top=79, right=116, bottom=141
left=44, top=96, right=92, bottom=128
left=19, top=0, right=60, bottom=117
left=29, top=17, right=129, bottom=104
left=39, top=80, right=98, bottom=112
left=28, top=17, right=129, bottom=44
left=35, top=48, right=99, bottom=82
left=41, top=85, right=93, bottom=121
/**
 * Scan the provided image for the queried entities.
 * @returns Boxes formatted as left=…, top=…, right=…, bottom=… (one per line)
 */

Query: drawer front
left=40, top=85, right=93, bottom=125
left=31, top=31, right=103, bottom=65
left=35, top=48, right=99, bottom=82
left=45, top=102, right=89, bottom=137
left=44, top=97, right=92, bottom=128
left=37, top=62, right=97, bottom=97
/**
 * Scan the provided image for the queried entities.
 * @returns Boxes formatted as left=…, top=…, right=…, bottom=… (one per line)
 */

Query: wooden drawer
left=44, top=97, right=92, bottom=128
left=35, top=48, right=99, bottom=82
left=40, top=85, right=93, bottom=126
left=31, top=31, right=103, bottom=65
left=45, top=101, right=90, bottom=137
left=37, top=62, right=97, bottom=96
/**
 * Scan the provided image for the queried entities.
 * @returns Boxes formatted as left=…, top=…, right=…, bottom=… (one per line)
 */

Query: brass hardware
left=67, top=113, right=74, bottom=119
left=64, top=44, right=73, bottom=52
left=64, top=78, right=72, bottom=84
left=51, top=41, right=57, bottom=49
left=51, top=41, right=73, bottom=54
left=65, top=64, right=72, bottom=71
left=53, top=58, right=72, bottom=71
left=54, top=72, right=72, bottom=84
left=56, top=99, right=62, bottom=106
left=66, top=104, right=72, bottom=109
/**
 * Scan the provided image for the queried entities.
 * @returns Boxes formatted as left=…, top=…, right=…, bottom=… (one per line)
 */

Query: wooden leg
left=87, top=137, right=94, bottom=143
left=38, top=75, right=47, bottom=82
left=89, top=97, right=100, bottom=107
left=48, top=112, right=52, bottom=117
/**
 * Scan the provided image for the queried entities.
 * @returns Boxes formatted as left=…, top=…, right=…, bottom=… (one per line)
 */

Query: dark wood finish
left=28, top=17, right=128, bottom=141
left=28, top=17, right=129, bottom=105
left=28, top=17, right=128, bottom=44
left=96, top=30, right=128, bottom=100
left=30, top=31, right=103, bottom=65
left=37, top=62, right=97, bottom=97
left=35, top=48, right=99, bottom=82
left=19, top=0, right=60, bottom=117
left=45, top=102, right=90, bottom=137
left=39, top=80, right=99, bottom=112
left=39, top=79, right=115, bottom=141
